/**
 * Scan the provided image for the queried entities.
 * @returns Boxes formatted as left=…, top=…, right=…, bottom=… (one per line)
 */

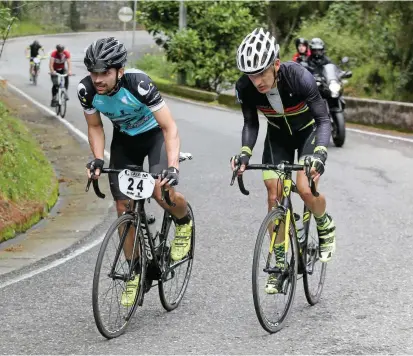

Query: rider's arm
left=66, top=51, right=72, bottom=73
left=84, top=111, right=105, bottom=160
left=298, top=65, right=331, bottom=150
left=127, top=72, right=180, bottom=169
left=153, top=105, right=180, bottom=170
left=77, top=79, right=104, bottom=159
left=235, top=84, right=259, bottom=155
left=49, top=56, right=55, bottom=73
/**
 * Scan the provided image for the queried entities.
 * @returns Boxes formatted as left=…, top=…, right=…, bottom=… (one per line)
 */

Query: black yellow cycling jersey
left=235, top=61, right=331, bottom=151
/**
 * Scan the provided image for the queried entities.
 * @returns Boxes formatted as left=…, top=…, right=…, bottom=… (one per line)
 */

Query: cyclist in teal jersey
left=77, top=37, right=193, bottom=307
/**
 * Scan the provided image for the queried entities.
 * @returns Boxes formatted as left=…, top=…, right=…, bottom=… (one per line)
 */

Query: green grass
left=135, top=52, right=177, bottom=81
left=7, top=20, right=69, bottom=38
left=0, top=101, right=58, bottom=241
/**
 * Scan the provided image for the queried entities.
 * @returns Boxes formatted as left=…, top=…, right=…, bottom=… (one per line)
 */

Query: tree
left=137, top=1, right=265, bottom=92
left=0, top=5, right=16, bottom=60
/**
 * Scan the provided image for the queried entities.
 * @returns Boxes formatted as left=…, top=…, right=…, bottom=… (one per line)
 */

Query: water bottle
left=295, top=214, right=306, bottom=244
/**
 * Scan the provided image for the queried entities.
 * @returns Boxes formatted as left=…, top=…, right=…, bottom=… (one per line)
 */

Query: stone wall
left=28, top=1, right=141, bottom=31
left=344, top=96, right=413, bottom=131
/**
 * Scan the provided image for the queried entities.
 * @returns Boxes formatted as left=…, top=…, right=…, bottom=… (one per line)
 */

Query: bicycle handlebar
left=230, top=157, right=319, bottom=197
left=48, top=72, right=75, bottom=77
left=85, top=167, right=176, bottom=207
left=85, top=153, right=193, bottom=207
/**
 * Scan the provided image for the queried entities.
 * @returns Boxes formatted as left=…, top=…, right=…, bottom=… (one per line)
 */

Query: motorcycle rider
left=307, top=38, right=332, bottom=77
left=292, top=37, right=311, bottom=63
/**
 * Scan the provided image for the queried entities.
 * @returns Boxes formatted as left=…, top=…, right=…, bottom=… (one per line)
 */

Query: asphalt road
left=1, top=31, right=413, bottom=355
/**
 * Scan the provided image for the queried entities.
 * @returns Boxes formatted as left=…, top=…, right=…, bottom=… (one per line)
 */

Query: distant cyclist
left=25, top=40, right=45, bottom=81
left=49, top=44, right=72, bottom=107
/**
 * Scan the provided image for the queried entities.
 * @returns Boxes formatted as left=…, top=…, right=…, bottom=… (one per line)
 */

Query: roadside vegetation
left=0, top=102, right=58, bottom=241
left=136, top=1, right=413, bottom=102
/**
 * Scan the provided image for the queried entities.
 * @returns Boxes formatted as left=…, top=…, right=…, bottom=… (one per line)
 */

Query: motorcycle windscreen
left=322, top=63, right=340, bottom=82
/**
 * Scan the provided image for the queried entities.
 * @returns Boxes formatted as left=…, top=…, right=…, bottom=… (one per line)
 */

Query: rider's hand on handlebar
left=160, top=166, right=179, bottom=187
left=309, top=148, right=328, bottom=182
left=230, top=152, right=251, bottom=176
left=86, top=158, right=104, bottom=179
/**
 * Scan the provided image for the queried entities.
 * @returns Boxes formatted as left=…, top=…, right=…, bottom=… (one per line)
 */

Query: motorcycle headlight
left=329, top=81, right=341, bottom=97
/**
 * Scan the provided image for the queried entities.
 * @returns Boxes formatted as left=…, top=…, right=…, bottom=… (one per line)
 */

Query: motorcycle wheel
left=332, top=112, right=346, bottom=147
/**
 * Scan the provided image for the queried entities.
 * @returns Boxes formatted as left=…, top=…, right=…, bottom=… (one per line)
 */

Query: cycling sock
left=175, top=211, right=191, bottom=225
left=314, top=211, right=330, bottom=226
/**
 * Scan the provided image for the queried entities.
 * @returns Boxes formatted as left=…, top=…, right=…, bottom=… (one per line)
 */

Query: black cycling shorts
left=108, top=126, right=167, bottom=200
left=262, top=123, right=316, bottom=180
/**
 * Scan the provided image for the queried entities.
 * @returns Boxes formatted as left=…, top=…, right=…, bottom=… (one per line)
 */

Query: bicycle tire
left=303, top=213, right=327, bottom=305
left=92, top=214, right=147, bottom=339
left=33, top=72, right=37, bottom=86
left=54, top=97, right=60, bottom=116
left=158, top=202, right=195, bottom=311
left=252, top=207, right=298, bottom=333
left=60, top=92, right=67, bottom=118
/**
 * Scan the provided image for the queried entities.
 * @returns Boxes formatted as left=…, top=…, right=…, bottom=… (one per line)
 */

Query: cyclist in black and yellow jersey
left=25, top=40, right=45, bottom=81
left=230, top=28, right=336, bottom=294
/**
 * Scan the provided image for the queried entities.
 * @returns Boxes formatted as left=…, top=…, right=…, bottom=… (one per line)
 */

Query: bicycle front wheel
left=92, top=214, right=147, bottom=339
left=60, top=91, right=67, bottom=118
left=252, top=207, right=299, bottom=333
left=158, top=202, right=195, bottom=311
left=303, top=211, right=327, bottom=305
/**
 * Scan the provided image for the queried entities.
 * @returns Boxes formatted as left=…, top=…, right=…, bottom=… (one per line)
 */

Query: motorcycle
left=313, top=57, right=352, bottom=147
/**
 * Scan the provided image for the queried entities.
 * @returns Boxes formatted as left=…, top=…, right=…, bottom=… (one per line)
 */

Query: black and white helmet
left=309, top=38, right=325, bottom=51
left=84, top=37, right=127, bottom=73
left=236, top=28, right=280, bottom=75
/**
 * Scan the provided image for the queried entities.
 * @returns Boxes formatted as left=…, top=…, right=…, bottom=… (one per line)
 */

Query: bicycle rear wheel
left=92, top=214, right=147, bottom=339
left=158, top=202, right=195, bottom=311
left=303, top=210, right=327, bottom=305
left=252, top=207, right=298, bottom=333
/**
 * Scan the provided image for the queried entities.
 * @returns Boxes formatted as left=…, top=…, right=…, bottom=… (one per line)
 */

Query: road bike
left=86, top=152, right=195, bottom=339
left=231, top=156, right=327, bottom=333
left=50, top=72, right=71, bottom=118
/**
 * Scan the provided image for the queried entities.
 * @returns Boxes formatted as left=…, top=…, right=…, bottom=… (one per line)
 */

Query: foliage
left=138, top=0, right=413, bottom=101
left=137, top=1, right=264, bottom=92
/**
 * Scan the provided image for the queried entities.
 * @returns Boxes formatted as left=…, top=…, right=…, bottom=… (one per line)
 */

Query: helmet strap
left=271, top=64, right=277, bottom=88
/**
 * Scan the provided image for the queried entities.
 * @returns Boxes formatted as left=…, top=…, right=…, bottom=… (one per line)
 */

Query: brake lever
left=85, top=178, right=92, bottom=192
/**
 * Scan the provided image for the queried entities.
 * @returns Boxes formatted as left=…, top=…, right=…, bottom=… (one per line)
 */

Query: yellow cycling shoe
left=170, top=220, right=193, bottom=261
left=121, top=274, right=140, bottom=307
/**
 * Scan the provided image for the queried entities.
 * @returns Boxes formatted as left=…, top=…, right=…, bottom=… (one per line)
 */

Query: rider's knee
left=115, top=200, right=129, bottom=214
left=264, top=179, right=282, bottom=206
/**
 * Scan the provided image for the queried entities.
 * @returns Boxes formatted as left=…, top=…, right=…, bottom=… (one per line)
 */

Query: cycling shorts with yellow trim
left=262, top=123, right=316, bottom=180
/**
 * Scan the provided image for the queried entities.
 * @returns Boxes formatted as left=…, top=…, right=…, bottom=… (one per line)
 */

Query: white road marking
left=0, top=235, right=104, bottom=289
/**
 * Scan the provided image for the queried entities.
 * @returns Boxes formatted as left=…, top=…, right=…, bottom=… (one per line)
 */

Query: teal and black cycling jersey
left=77, top=68, right=165, bottom=136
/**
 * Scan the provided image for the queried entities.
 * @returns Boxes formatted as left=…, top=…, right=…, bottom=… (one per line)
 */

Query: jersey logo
left=137, top=80, right=150, bottom=96
left=77, top=83, right=88, bottom=103
left=121, top=96, right=128, bottom=104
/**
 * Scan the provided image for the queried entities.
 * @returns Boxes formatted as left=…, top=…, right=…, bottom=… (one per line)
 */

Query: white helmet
left=236, top=28, right=280, bottom=75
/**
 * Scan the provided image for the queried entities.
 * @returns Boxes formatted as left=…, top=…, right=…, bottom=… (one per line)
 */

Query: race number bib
left=118, top=170, right=155, bottom=200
